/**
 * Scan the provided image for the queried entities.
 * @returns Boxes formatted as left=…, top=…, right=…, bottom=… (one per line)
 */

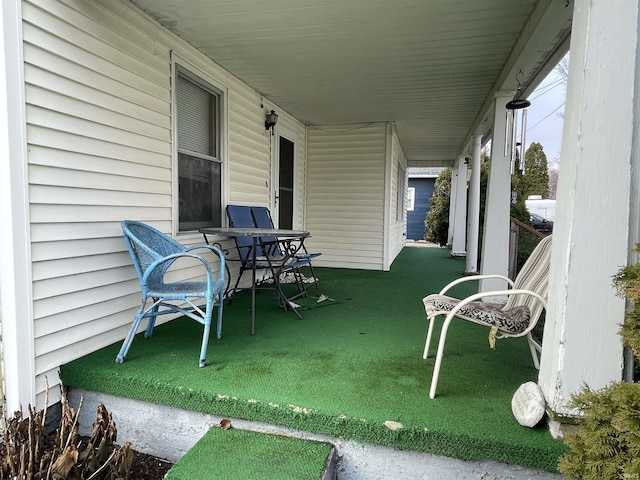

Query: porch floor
left=61, top=245, right=567, bottom=477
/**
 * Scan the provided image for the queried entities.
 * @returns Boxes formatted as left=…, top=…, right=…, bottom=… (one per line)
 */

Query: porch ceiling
left=128, top=0, right=572, bottom=167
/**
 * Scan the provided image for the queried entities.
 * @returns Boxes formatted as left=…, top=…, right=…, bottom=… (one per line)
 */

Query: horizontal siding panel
left=25, top=65, right=169, bottom=128
left=29, top=166, right=172, bottom=195
left=306, top=240, right=381, bottom=254
left=305, top=223, right=382, bottom=234
left=35, top=313, right=134, bottom=358
left=32, top=280, right=142, bottom=320
left=229, top=141, right=271, bottom=165
left=32, top=253, right=130, bottom=284
left=30, top=204, right=171, bottom=223
left=31, top=237, right=124, bottom=262
left=34, top=0, right=168, bottom=71
left=27, top=105, right=171, bottom=155
left=33, top=266, right=131, bottom=301
left=27, top=126, right=172, bottom=167
left=29, top=146, right=171, bottom=182
left=228, top=154, right=269, bottom=178
left=35, top=294, right=140, bottom=338
left=60, top=0, right=169, bottom=66
left=24, top=44, right=169, bottom=117
left=22, top=20, right=168, bottom=100
left=24, top=1, right=168, bottom=82
left=30, top=221, right=151, bottom=243
left=229, top=130, right=269, bottom=156
left=35, top=374, right=63, bottom=411
left=30, top=185, right=171, bottom=207
left=27, top=85, right=169, bottom=141
left=35, top=324, right=132, bottom=375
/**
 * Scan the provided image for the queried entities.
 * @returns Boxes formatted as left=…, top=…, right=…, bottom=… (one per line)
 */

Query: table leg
left=251, top=236, right=257, bottom=335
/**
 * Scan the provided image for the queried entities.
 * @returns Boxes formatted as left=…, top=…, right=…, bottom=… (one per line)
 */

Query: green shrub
left=558, top=245, right=640, bottom=479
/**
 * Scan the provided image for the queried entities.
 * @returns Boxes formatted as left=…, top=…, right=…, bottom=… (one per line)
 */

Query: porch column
left=479, top=95, right=512, bottom=291
left=446, top=164, right=457, bottom=248
left=465, top=135, right=482, bottom=274
left=0, top=0, right=36, bottom=412
left=450, top=155, right=467, bottom=257
left=539, top=0, right=638, bottom=417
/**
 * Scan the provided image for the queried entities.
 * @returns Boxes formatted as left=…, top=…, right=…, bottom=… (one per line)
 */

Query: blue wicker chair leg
left=144, top=301, right=159, bottom=338
left=116, top=304, right=146, bottom=363
left=199, top=298, right=214, bottom=367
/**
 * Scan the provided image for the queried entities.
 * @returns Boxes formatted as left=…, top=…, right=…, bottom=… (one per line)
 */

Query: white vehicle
left=525, top=195, right=556, bottom=221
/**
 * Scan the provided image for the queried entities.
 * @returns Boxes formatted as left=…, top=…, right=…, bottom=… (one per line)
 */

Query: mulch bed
left=130, top=451, right=174, bottom=479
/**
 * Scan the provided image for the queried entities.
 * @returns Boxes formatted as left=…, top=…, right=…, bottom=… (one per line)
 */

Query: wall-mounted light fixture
left=505, top=70, right=531, bottom=175
left=265, top=110, right=279, bottom=135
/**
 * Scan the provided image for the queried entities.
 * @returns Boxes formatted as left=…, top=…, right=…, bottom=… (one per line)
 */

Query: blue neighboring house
left=406, top=168, right=443, bottom=240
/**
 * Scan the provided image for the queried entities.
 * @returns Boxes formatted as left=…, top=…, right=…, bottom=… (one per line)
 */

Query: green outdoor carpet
left=61, top=246, right=567, bottom=472
left=166, top=426, right=333, bottom=480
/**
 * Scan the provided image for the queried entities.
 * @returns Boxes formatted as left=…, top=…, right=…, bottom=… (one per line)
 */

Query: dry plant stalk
left=0, top=389, right=133, bottom=480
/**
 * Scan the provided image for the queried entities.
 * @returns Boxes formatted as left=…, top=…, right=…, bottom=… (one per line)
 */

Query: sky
left=520, top=63, right=568, bottom=169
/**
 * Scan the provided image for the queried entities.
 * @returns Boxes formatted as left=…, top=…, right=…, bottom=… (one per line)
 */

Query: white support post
left=479, top=95, right=512, bottom=292
left=446, top=165, right=457, bottom=248
left=465, top=135, right=482, bottom=274
left=539, top=0, right=637, bottom=418
left=450, top=156, right=467, bottom=257
left=0, top=0, right=36, bottom=412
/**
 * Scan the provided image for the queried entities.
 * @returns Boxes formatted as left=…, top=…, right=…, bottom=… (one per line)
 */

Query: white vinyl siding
left=306, top=123, right=387, bottom=270
left=24, top=0, right=173, bottom=407
left=23, top=0, right=306, bottom=407
left=389, top=128, right=407, bottom=261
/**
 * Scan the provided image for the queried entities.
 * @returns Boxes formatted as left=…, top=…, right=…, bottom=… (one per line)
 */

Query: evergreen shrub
left=558, top=245, right=640, bottom=479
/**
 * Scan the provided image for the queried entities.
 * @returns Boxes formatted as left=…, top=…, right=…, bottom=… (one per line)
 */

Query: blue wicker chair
left=119, top=220, right=225, bottom=367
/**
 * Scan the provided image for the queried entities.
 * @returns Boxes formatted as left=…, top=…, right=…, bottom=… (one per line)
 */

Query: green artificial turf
left=61, top=246, right=567, bottom=471
left=165, top=427, right=333, bottom=480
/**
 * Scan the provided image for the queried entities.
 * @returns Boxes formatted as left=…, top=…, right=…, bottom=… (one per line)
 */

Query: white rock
left=511, top=382, right=546, bottom=427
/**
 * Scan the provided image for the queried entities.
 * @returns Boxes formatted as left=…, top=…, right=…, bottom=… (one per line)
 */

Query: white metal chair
left=422, top=235, right=552, bottom=399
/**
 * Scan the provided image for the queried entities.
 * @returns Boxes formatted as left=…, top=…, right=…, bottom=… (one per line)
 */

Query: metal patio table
left=200, top=226, right=310, bottom=335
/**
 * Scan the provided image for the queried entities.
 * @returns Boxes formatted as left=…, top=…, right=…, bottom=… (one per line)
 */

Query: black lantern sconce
left=265, top=110, right=279, bottom=135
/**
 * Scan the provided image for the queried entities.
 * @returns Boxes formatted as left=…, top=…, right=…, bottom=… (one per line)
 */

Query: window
left=176, top=65, right=223, bottom=231
left=396, top=163, right=406, bottom=221
left=407, top=187, right=415, bottom=211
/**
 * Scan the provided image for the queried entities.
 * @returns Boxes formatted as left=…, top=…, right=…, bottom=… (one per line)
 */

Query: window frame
left=407, top=187, right=415, bottom=211
left=172, top=57, right=228, bottom=236
left=396, top=163, right=407, bottom=221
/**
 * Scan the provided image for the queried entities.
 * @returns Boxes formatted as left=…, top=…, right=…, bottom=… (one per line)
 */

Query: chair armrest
left=439, top=274, right=514, bottom=295
left=185, top=244, right=226, bottom=273
left=141, top=252, right=223, bottom=289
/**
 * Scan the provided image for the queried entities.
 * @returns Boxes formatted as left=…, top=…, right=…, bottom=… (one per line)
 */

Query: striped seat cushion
left=424, top=295, right=531, bottom=334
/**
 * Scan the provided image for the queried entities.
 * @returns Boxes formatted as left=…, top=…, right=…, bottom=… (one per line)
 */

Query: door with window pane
left=277, top=136, right=295, bottom=229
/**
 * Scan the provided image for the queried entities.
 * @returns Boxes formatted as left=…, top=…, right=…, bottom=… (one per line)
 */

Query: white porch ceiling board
left=129, top=0, right=559, bottom=163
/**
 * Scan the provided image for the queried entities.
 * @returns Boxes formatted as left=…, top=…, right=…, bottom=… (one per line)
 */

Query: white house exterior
left=0, top=0, right=638, bottom=432
left=0, top=0, right=408, bottom=411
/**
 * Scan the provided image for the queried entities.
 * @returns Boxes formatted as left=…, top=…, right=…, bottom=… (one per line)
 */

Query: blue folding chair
left=226, top=205, right=309, bottom=316
left=225, top=205, right=267, bottom=298
left=119, top=220, right=225, bottom=367
left=251, top=206, right=321, bottom=290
